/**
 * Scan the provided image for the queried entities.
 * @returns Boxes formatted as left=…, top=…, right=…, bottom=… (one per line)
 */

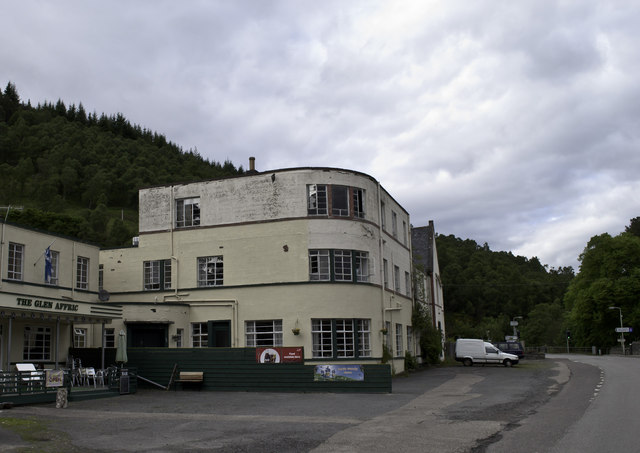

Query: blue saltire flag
left=44, top=246, right=52, bottom=283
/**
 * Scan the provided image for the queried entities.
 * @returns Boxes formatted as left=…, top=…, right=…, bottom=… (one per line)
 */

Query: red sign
left=256, top=347, right=303, bottom=363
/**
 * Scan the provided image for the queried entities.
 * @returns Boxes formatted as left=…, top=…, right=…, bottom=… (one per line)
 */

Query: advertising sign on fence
left=256, top=347, right=303, bottom=363
left=45, top=369, right=64, bottom=388
left=314, top=365, right=364, bottom=382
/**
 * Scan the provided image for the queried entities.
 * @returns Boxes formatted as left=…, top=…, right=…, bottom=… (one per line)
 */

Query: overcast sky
left=3, top=1, right=639, bottom=271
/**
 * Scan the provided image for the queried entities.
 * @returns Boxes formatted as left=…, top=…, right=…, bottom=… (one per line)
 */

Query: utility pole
left=609, top=306, right=625, bottom=355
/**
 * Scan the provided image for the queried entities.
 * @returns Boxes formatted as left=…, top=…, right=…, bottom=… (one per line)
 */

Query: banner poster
left=256, top=347, right=303, bottom=363
left=45, top=369, right=64, bottom=388
left=314, top=364, right=364, bottom=382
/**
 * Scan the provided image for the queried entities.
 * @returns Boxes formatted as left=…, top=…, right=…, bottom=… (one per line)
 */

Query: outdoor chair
left=85, top=367, right=97, bottom=388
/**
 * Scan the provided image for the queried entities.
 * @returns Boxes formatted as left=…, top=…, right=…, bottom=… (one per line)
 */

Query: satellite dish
left=98, top=289, right=110, bottom=302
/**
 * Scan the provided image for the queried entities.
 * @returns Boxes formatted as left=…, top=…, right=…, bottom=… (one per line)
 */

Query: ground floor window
left=311, top=319, right=371, bottom=359
left=73, top=328, right=87, bottom=348
left=395, top=323, right=404, bottom=356
left=192, top=322, right=208, bottom=347
left=23, top=326, right=51, bottom=361
left=175, top=328, right=184, bottom=347
left=105, top=328, right=115, bottom=348
left=407, top=326, right=414, bottom=355
left=245, top=320, right=283, bottom=347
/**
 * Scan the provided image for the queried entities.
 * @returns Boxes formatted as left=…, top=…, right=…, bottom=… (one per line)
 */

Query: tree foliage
left=0, top=82, right=243, bottom=246
left=565, top=231, right=640, bottom=347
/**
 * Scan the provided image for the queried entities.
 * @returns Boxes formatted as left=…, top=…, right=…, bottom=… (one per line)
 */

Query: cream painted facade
left=0, top=220, right=122, bottom=370
left=100, top=167, right=415, bottom=372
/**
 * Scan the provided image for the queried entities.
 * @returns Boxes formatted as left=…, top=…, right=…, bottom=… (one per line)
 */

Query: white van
left=455, top=339, right=519, bottom=367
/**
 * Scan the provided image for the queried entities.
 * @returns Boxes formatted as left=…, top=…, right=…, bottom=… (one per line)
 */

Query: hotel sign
left=16, top=297, right=79, bottom=312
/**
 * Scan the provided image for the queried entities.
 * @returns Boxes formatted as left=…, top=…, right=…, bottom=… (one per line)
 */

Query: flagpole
left=33, top=239, right=56, bottom=266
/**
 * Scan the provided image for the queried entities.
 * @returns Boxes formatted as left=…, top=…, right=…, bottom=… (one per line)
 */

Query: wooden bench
left=174, top=371, right=204, bottom=390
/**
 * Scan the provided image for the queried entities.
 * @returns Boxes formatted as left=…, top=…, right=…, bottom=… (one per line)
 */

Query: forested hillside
left=0, top=82, right=243, bottom=246
left=435, top=234, right=574, bottom=344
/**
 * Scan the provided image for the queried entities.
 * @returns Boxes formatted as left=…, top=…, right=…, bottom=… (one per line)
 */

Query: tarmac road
left=0, top=359, right=585, bottom=453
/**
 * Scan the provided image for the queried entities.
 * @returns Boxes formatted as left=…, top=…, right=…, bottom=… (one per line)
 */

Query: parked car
left=493, top=341, right=525, bottom=359
left=455, top=338, right=519, bottom=367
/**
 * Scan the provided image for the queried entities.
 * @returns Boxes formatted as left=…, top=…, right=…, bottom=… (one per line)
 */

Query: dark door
left=207, top=320, right=231, bottom=347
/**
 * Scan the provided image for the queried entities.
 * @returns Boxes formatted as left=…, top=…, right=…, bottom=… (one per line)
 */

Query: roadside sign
left=615, top=327, right=632, bottom=333
left=510, top=321, right=519, bottom=326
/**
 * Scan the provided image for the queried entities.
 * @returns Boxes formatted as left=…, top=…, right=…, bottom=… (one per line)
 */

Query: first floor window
left=105, top=328, right=115, bottom=348
left=307, top=184, right=328, bottom=215
left=198, top=256, right=223, bottom=287
left=391, top=211, right=398, bottom=238
left=405, top=271, right=411, bottom=297
left=333, top=250, right=352, bottom=281
left=74, top=328, right=87, bottom=348
left=383, top=260, right=389, bottom=288
left=394, top=265, right=401, bottom=293
left=312, top=319, right=371, bottom=359
left=245, top=320, right=283, bottom=347
left=8, top=242, right=24, bottom=281
left=353, top=188, right=365, bottom=218
left=395, top=323, right=404, bottom=356
left=23, top=326, right=51, bottom=361
left=76, top=256, right=89, bottom=289
left=192, top=322, right=208, bottom=347
left=176, top=197, right=200, bottom=228
left=144, top=259, right=172, bottom=290
left=309, top=250, right=330, bottom=281
left=355, top=251, right=369, bottom=282
left=46, top=250, right=60, bottom=286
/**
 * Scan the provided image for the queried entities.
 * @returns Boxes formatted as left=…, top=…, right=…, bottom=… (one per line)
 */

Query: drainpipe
left=7, top=316, right=12, bottom=370
left=377, top=182, right=386, bottom=343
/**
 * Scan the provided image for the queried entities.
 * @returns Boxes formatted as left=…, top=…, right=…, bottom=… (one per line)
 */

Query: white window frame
left=309, top=250, right=330, bottom=281
left=197, top=256, right=223, bottom=287
left=8, top=242, right=24, bottom=281
left=176, top=197, right=200, bottom=228
left=23, top=326, right=52, bottom=361
left=403, top=220, right=407, bottom=245
left=175, top=328, right=184, bottom=348
left=312, top=319, right=333, bottom=358
left=355, top=251, right=369, bottom=282
left=192, top=322, right=208, bottom=348
left=407, top=326, right=414, bottom=355
left=105, top=328, right=115, bottom=348
left=46, top=250, right=60, bottom=286
left=394, top=265, right=401, bottom=293
left=391, top=211, right=398, bottom=238
left=74, top=328, right=87, bottom=348
left=245, top=320, right=283, bottom=347
left=144, top=259, right=172, bottom=290
left=358, top=319, right=371, bottom=357
left=353, top=188, right=366, bottom=218
left=331, top=185, right=350, bottom=217
left=76, top=256, right=89, bottom=290
left=396, top=323, right=404, bottom=356
left=307, top=184, right=328, bottom=215
left=333, top=250, right=352, bottom=282
left=383, top=259, right=389, bottom=289
left=405, top=271, right=411, bottom=297
left=380, top=202, right=386, bottom=229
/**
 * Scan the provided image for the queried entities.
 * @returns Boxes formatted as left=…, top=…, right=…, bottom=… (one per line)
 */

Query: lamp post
left=609, top=306, right=625, bottom=355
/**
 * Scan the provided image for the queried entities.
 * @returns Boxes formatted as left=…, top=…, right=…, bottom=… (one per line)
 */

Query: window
left=312, top=319, right=371, bottom=359
left=144, top=259, right=172, bottom=290
left=396, top=324, right=403, bottom=356
left=74, top=328, right=87, bottom=348
left=99, top=264, right=104, bottom=291
left=76, top=256, right=89, bottom=290
left=175, top=328, right=184, bottom=348
left=358, top=319, right=371, bottom=357
left=380, top=202, right=386, bottom=229
left=353, top=188, right=365, bottom=218
left=394, top=265, right=400, bottom=292
left=45, top=250, right=59, bottom=285
left=312, top=319, right=333, bottom=358
left=403, top=220, right=407, bottom=245
left=407, top=326, right=414, bottom=355
left=383, top=259, right=389, bottom=288
left=23, top=326, right=51, bottom=361
left=105, top=328, right=115, bottom=348
left=176, top=197, right=200, bottom=228
left=8, top=242, right=24, bottom=281
left=405, top=271, right=411, bottom=297
left=309, top=250, right=330, bottom=281
left=331, top=185, right=350, bottom=216
left=385, top=321, right=391, bottom=346
left=246, top=320, right=283, bottom=347
left=307, top=184, right=327, bottom=215
left=355, top=251, right=369, bottom=282
left=198, top=256, right=223, bottom=287
left=333, top=250, right=352, bottom=281
left=192, top=322, right=208, bottom=347
left=391, top=211, right=398, bottom=238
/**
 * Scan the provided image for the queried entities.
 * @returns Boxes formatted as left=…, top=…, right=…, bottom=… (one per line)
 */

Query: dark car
left=494, top=341, right=525, bottom=359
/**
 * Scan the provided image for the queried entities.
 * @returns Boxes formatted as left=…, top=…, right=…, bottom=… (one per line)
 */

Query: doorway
left=207, top=320, right=231, bottom=347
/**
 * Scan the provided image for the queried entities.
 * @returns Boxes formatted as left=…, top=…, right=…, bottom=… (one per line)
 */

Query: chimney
left=248, top=157, right=258, bottom=174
